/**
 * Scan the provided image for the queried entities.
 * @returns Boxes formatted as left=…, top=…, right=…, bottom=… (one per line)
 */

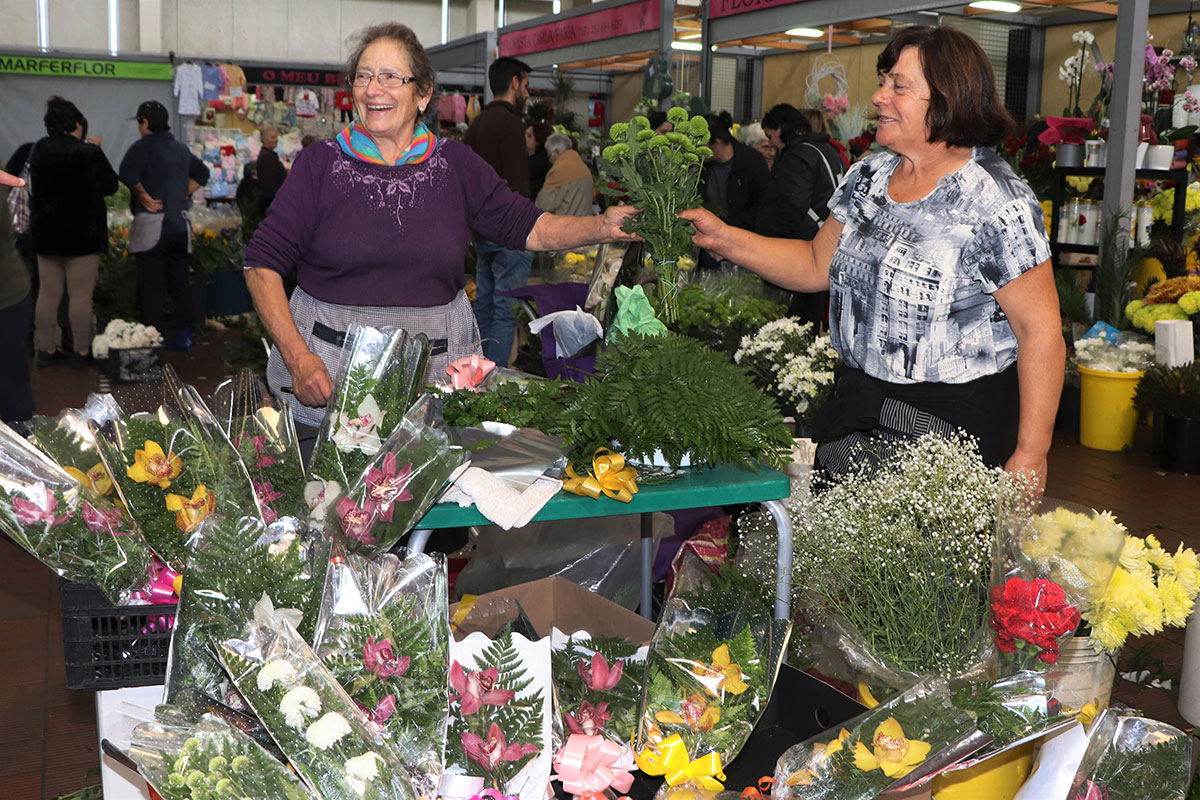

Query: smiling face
left=872, top=46, right=932, bottom=155
left=352, top=37, right=433, bottom=144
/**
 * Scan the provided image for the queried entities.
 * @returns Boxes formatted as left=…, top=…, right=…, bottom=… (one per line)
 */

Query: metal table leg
left=408, top=528, right=433, bottom=555
left=761, top=499, right=793, bottom=622
left=640, top=512, right=654, bottom=619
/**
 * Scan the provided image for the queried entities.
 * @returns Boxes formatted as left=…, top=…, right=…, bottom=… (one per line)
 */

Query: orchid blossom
left=331, top=394, right=385, bottom=455
left=564, top=701, right=610, bottom=735
left=13, top=486, right=71, bottom=528
left=81, top=502, right=127, bottom=535
left=461, top=723, right=539, bottom=771
left=252, top=479, right=284, bottom=524
left=655, top=692, right=721, bottom=732
left=363, top=636, right=410, bottom=679
left=692, top=644, right=749, bottom=696
left=127, top=440, right=182, bottom=489
left=164, top=484, right=216, bottom=533
left=304, top=477, right=341, bottom=524
left=577, top=652, right=624, bottom=691
left=852, top=717, right=932, bottom=779
left=336, top=496, right=377, bottom=544
left=449, top=661, right=515, bottom=715
left=365, top=452, right=414, bottom=522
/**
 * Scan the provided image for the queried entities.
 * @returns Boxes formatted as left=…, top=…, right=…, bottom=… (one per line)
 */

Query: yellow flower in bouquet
left=852, top=717, right=931, bottom=780
left=1179, top=291, right=1200, bottom=315
left=1027, top=508, right=1126, bottom=603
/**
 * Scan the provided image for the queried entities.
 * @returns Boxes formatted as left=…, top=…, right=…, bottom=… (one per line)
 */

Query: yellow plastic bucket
left=930, top=742, right=1035, bottom=800
left=1078, top=365, right=1144, bottom=451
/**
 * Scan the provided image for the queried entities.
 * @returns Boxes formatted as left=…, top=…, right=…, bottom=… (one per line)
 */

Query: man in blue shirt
left=118, top=100, right=209, bottom=351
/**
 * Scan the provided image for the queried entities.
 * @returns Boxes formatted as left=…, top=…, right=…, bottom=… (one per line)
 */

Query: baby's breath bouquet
left=796, top=433, right=1007, bottom=688
left=734, top=317, right=839, bottom=426
left=128, top=712, right=312, bottom=800
left=598, top=108, right=711, bottom=321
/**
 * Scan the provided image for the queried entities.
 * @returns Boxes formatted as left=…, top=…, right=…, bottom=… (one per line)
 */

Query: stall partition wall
left=0, top=71, right=175, bottom=174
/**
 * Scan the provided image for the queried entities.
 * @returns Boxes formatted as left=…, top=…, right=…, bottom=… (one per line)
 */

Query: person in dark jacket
left=29, top=96, right=119, bottom=366
left=0, top=173, right=35, bottom=426
left=699, top=117, right=770, bottom=233
left=759, top=103, right=846, bottom=325
left=526, top=123, right=552, bottom=201
left=256, top=126, right=287, bottom=213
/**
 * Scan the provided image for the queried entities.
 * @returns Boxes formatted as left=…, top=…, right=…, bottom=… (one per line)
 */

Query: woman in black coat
left=29, top=96, right=119, bottom=365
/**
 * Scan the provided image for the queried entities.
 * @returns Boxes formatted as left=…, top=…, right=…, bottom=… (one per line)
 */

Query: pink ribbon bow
left=446, top=355, right=495, bottom=391
left=553, top=734, right=636, bottom=799
left=464, top=792, right=519, bottom=800
left=131, top=560, right=180, bottom=634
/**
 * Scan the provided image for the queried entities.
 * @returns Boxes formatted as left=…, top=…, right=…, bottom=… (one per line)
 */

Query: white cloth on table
left=439, top=467, right=562, bottom=530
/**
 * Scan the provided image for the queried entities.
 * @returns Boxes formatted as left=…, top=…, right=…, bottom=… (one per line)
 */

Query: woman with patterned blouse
left=683, top=25, right=1064, bottom=485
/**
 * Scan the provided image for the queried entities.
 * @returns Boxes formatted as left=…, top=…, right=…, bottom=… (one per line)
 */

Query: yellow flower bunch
left=1041, top=200, right=1054, bottom=236
left=1027, top=507, right=1127, bottom=603
left=1180, top=290, right=1200, bottom=315
left=1148, top=182, right=1200, bottom=225
left=1084, top=533, right=1200, bottom=654
left=1066, top=175, right=1094, bottom=194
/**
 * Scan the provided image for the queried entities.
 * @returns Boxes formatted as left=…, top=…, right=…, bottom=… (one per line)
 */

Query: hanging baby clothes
left=295, top=89, right=318, bottom=118
left=200, top=64, right=222, bottom=100
left=174, top=63, right=204, bottom=115
left=335, top=90, right=354, bottom=123
left=451, top=94, right=466, bottom=123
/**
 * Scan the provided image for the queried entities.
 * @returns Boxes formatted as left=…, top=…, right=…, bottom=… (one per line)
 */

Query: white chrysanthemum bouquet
left=91, top=318, right=163, bottom=359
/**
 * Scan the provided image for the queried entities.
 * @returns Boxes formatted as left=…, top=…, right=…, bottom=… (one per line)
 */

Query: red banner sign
left=709, top=0, right=806, bottom=19
left=499, top=0, right=660, bottom=57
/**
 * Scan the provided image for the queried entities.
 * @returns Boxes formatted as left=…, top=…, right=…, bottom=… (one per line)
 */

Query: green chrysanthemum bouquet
left=598, top=107, right=710, bottom=322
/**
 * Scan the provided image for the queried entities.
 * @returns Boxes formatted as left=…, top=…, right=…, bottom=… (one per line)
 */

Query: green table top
left=414, top=465, right=791, bottom=529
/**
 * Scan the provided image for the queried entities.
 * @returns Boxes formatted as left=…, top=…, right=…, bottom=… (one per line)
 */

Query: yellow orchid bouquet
left=634, top=597, right=789, bottom=796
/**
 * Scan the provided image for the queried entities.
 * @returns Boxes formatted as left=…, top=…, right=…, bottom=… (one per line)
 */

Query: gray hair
left=343, top=23, right=437, bottom=119
left=546, top=132, right=573, bottom=157
left=741, top=122, right=767, bottom=148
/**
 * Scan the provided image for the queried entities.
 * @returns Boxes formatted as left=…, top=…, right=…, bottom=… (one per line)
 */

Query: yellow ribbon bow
left=634, top=735, right=725, bottom=791
left=563, top=448, right=639, bottom=503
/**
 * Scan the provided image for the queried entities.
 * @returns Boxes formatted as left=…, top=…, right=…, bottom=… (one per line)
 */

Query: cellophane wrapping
left=128, top=710, right=314, bottom=799
left=164, top=513, right=324, bottom=720
left=93, top=369, right=262, bottom=571
left=0, top=419, right=152, bottom=604
left=327, top=395, right=464, bottom=554
left=990, top=492, right=1125, bottom=673
left=210, top=368, right=308, bottom=523
left=217, top=606, right=418, bottom=800
left=1066, top=709, right=1192, bottom=800
left=312, top=546, right=449, bottom=798
left=634, top=597, right=790, bottom=796
left=305, top=325, right=430, bottom=531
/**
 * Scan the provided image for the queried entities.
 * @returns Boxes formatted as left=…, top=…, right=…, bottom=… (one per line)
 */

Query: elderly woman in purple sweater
left=245, top=22, right=635, bottom=428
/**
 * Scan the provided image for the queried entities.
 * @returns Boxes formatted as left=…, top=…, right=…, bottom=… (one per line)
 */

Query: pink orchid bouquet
left=313, top=547, right=449, bottom=797
left=305, top=324, right=430, bottom=532
left=551, top=633, right=646, bottom=750
left=447, top=629, right=550, bottom=797
left=327, top=395, right=463, bottom=554
left=218, top=605, right=420, bottom=800
left=210, top=368, right=307, bottom=525
left=0, top=420, right=153, bottom=604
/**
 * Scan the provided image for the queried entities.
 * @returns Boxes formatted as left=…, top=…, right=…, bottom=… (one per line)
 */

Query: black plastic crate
left=59, top=580, right=176, bottom=690
left=102, top=346, right=165, bottom=383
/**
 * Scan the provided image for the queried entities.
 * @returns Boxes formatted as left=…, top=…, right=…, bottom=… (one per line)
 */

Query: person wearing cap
left=118, top=100, right=210, bottom=351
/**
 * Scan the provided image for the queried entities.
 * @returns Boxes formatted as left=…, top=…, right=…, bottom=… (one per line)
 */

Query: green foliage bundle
left=668, top=272, right=790, bottom=357
left=568, top=334, right=793, bottom=470
left=598, top=108, right=711, bottom=321
left=1134, top=361, right=1200, bottom=418
left=551, top=634, right=645, bottom=742
left=1075, top=731, right=1191, bottom=799
left=440, top=379, right=576, bottom=433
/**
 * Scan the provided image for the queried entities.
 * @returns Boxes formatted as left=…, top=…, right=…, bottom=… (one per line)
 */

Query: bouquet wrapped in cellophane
left=209, top=368, right=307, bottom=524
left=313, top=546, right=449, bottom=798
left=990, top=493, right=1125, bottom=673
left=94, top=367, right=262, bottom=571
left=127, top=710, right=313, bottom=799
left=1066, top=709, right=1192, bottom=799
left=634, top=596, right=790, bottom=797
left=444, top=628, right=551, bottom=800
left=305, top=325, right=429, bottom=532
left=217, top=603, right=418, bottom=800
left=164, top=513, right=324, bottom=719
left=0, top=419, right=152, bottom=604
left=29, top=393, right=124, bottom=498
left=327, top=396, right=464, bottom=554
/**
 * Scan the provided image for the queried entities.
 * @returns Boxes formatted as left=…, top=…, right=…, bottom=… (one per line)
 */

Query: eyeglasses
left=350, top=71, right=417, bottom=89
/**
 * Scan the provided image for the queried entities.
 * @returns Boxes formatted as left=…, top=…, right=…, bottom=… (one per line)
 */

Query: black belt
left=311, top=320, right=447, bottom=355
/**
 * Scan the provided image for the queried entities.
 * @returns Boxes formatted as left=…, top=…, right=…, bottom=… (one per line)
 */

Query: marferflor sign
left=708, top=0, right=806, bottom=19
left=0, top=55, right=171, bottom=80
left=499, top=0, right=660, bottom=57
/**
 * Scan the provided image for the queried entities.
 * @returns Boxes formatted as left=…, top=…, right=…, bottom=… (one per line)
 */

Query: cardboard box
left=450, top=575, right=656, bottom=644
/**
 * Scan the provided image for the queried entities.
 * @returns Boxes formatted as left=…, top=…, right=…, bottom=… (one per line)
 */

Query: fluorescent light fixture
left=671, top=41, right=702, bottom=51
left=552, top=0, right=561, bottom=13
left=108, top=0, right=119, bottom=55
left=968, top=1, right=1022, bottom=11
left=785, top=27, right=824, bottom=38
left=679, top=31, right=702, bottom=39
left=36, top=0, right=49, bottom=50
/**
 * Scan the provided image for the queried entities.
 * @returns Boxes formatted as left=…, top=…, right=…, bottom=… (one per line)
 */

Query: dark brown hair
left=877, top=25, right=1013, bottom=148
left=344, top=23, right=437, bottom=118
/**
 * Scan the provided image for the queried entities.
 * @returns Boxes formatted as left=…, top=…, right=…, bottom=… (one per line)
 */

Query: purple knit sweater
left=245, top=138, right=544, bottom=307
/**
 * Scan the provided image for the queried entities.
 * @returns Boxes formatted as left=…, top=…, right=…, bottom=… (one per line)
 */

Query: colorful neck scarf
left=336, top=119, right=436, bottom=166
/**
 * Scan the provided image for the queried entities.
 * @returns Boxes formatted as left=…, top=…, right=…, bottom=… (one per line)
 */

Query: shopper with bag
left=28, top=96, right=119, bottom=367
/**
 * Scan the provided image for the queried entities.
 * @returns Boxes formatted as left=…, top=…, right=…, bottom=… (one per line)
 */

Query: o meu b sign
left=709, top=0, right=805, bottom=18
left=0, top=55, right=172, bottom=80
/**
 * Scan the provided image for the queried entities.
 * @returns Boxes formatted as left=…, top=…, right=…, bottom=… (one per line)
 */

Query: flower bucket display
left=1078, top=366, right=1144, bottom=451
left=1051, top=636, right=1117, bottom=716
left=1152, top=413, right=1200, bottom=474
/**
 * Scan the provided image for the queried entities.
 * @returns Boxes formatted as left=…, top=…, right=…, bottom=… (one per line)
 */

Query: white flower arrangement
left=1074, top=335, right=1155, bottom=373
left=257, top=659, right=297, bottom=691
left=91, top=319, right=163, bottom=360
left=306, top=711, right=352, bottom=750
left=281, top=685, right=322, bottom=728
left=346, top=751, right=383, bottom=780
left=734, top=317, right=839, bottom=424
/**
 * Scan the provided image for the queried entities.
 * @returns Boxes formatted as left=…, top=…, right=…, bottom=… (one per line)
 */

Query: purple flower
left=363, top=636, right=410, bottom=679
left=365, top=452, right=414, bottom=523
left=449, top=661, right=514, bottom=715
left=81, top=502, right=127, bottom=536
left=13, top=487, right=70, bottom=528
left=252, top=480, right=284, bottom=524
left=336, top=496, right=377, bottom=544
left=462, top=723, right=538, bottom=771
